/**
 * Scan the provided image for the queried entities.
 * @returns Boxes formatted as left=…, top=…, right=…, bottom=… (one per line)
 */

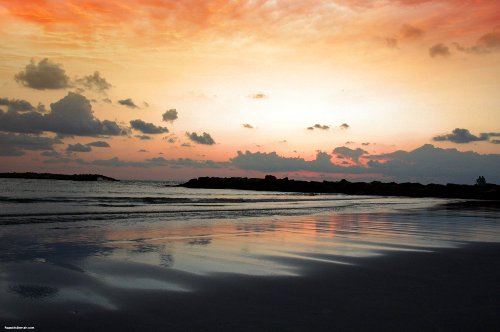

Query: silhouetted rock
left=0, top=172, right=118, bottom=181
left=181, top=176, right=500, bottom=200
left=265, top=175, right=277, bottom=181
left=476, top=176, right=487, bottom=186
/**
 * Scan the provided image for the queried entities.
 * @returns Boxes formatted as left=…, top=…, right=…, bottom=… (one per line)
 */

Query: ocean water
left=1, top=178, right=499, bottom=321
left=0, top=178, right=457, bottom=223
left=0, top=178, right=499, bottom=277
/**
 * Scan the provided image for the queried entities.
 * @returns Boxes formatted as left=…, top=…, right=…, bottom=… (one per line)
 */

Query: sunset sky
left=0, top=0, right=499, bottom=183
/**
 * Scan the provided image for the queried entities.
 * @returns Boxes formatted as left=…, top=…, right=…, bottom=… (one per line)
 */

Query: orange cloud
left=1, top=0, right=500, bottom=51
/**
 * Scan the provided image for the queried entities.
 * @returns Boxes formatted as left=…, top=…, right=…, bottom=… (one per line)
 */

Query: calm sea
left=0, top=178, right=499, bottom=276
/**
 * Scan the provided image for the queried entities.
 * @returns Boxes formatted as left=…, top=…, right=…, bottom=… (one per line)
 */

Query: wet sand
left=2, top=242, right=499, bottom=332
left=1, top=188, right=499, bottom=332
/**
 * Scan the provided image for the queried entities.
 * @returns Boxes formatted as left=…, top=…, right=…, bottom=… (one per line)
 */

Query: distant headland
left=181, top=175, right=500, bottom=200
left=0, top=172, right=118, bottom=182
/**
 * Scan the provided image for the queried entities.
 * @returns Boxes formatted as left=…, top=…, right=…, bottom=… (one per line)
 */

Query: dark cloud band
left=130, top=119, right=168, bottom=134
left=118, top=98, right=138, bottom=108
left=0, top=92, right=125, bottom=136
left=433, top=128, right=500, bottom=144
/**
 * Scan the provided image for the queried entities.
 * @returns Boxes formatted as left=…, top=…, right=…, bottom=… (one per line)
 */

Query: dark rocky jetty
left=0, top=172, right=118, bottom=181
left=181, top=175, right=500, bottom=200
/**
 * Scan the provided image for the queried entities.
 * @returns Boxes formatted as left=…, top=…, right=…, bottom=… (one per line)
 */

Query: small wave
left=0, top=195, right=354, bottom=205
left=0, top=197, right=71, bottom=203
left=0, top=203, right=357, bottom=225
left=96, top=204, right=140, bottom=208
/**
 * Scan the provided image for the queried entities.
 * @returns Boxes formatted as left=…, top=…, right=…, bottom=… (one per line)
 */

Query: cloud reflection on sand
left=0, top=202, right=499, bottom=319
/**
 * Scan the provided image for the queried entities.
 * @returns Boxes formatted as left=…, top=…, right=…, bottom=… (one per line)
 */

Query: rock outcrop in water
left=181, top=175, right=500, bottom=200
left=0, top=172, right=118, bottom=181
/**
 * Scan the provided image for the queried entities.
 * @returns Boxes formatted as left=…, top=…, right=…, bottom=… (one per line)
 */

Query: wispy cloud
left=333, top=146, right=367, bottom=163
left=75, top=71, right=112, bottom=93
left=86, top=141, right=110, bottom=147
left=118, top=98, right=138, bottom=109
left=400, top=24, right=424, bottom=40
left=307, top=124, right=329, bottom=131
left=340, top=123, right=350, bottom=130
left=66, top=143, right=92, bottom=153
left=454, top=30, right=500, bottom=55
left=248, top=93, right=267, bottom=99
left=130, top=119, right=168, bottom=134
left=429, top=43, right=450, bottom=58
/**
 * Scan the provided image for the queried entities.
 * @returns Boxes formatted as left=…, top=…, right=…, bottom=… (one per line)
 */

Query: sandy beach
left=1, top=242, right=499, bottom=332
left=1, top=180, right=499, bottom=331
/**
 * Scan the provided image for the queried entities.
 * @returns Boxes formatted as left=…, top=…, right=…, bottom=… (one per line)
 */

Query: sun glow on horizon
left=0, top=0, right=499, bottom=182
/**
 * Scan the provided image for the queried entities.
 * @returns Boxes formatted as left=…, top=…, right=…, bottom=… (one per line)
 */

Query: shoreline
left=1, top=242, right=499, bottom=331
left=0, top=172, right=118, bottom=182
left=181, top=176, right=500, bottom=200
left=1, top=180, right=498, bottom=331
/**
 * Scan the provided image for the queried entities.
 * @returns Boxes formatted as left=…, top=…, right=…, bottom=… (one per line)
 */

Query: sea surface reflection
left=0, top=193, right=499, bottom=319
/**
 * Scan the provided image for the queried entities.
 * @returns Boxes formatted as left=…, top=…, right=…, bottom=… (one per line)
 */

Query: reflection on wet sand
left=0, top=206, right=499, bottom=325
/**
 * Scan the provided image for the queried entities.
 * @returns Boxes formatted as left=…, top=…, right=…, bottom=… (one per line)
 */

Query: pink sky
left=0, top=0, right=499, bottom=183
